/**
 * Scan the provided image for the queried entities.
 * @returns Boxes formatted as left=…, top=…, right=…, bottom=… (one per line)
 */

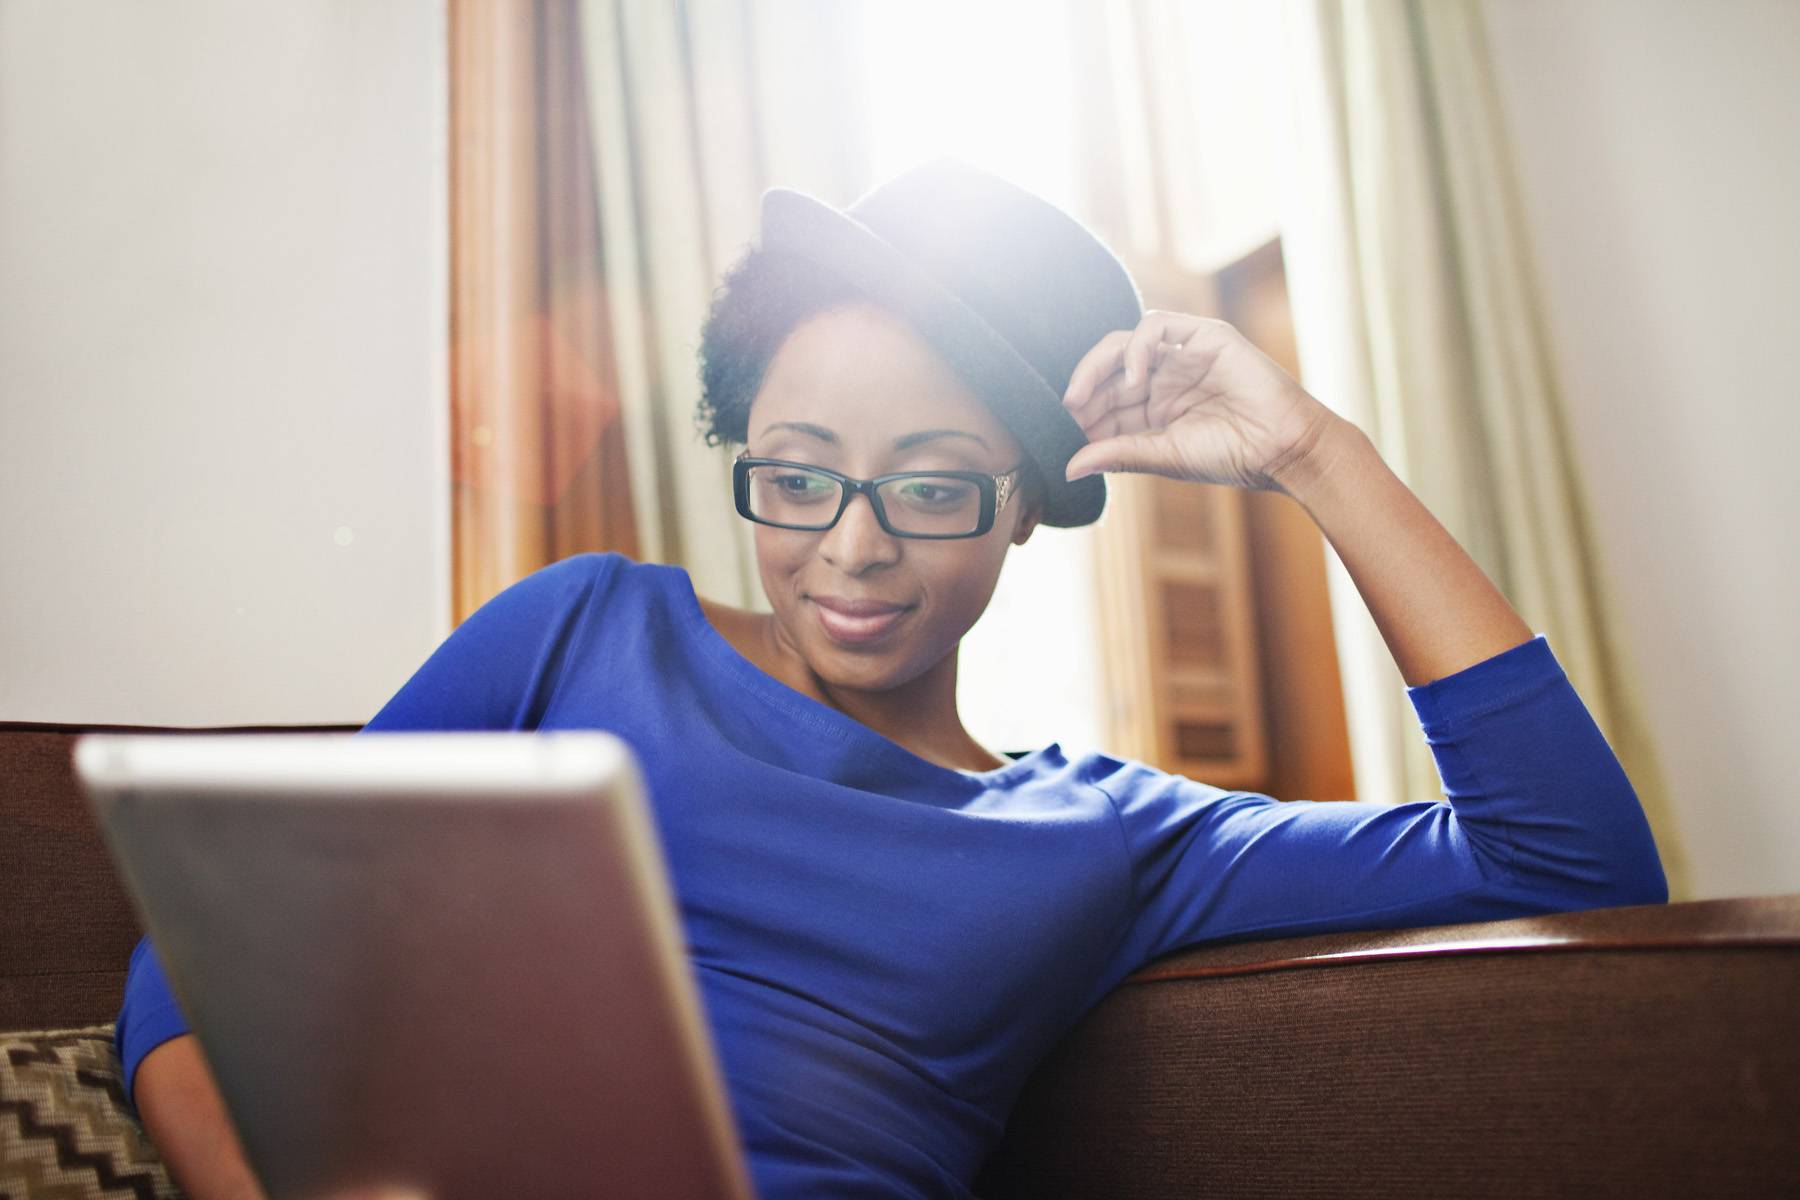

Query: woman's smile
left=807, top=593, right=917, bottom=647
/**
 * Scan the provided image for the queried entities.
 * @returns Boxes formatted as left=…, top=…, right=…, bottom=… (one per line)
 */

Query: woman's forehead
left=750, top=302, right=1017, bottom=451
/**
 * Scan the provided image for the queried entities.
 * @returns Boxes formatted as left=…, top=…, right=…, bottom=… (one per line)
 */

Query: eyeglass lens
left=744, top=464, right=985, bottom=536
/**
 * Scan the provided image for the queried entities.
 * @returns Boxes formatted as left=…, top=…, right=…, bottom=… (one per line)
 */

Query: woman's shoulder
left=524, top=549, right=646, bottom=585
left=552, top=553, right=776, bottom=672
left=456, top=552, right=695, bottom=650
left=510, top=551, right=687, bottom=605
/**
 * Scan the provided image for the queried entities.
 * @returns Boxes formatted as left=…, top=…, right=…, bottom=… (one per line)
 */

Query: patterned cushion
left=0, top=1025, right=183, bottom=1199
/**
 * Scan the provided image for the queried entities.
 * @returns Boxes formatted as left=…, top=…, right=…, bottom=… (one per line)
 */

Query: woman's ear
left=1009, top=494, right=1044, bottom=547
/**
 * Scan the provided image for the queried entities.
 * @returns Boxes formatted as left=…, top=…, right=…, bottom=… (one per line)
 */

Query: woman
left=118, top=158, right=1667, bottom=1199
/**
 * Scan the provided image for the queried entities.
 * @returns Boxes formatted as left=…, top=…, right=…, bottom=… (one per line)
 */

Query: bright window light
left=855, top=0, right=1104, bottom=756
left=858, top=0, right=1080, bottom=215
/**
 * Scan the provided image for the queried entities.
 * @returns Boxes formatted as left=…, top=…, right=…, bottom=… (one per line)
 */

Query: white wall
left=0, top=1, right=450, bottom=725
left=1483, top=0, right=1800, bottom=898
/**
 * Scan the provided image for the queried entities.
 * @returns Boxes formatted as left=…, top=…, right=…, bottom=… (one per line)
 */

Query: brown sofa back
left=975, top=893, right=1800, bottom=1198
left=0, top=723, right=354, bottom=1029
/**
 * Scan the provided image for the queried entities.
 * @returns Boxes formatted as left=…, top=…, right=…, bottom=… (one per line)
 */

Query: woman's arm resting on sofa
left=135, top=1033, right=267, bottom=1200
left=1097, top=635, right=1669, bottom=969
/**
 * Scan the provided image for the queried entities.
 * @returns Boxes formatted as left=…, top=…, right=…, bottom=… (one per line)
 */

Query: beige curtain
left=577, top=0, right=874, bottom=607
left=448, top=0, right=640, bottom=622
left=1280, top=0, right=1687, bottom=894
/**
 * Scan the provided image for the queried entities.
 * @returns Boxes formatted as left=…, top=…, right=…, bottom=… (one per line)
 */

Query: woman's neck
left=703, top=597, right=1003, bottom=772
left=805, top=644, right=1004, bottom=773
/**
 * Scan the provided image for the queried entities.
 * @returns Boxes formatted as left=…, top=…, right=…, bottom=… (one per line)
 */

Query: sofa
left=4, top=721, right=1797, bottom=1198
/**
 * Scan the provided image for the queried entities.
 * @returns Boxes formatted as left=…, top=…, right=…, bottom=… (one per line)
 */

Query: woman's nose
left=818, top=490, right=901, bottom=574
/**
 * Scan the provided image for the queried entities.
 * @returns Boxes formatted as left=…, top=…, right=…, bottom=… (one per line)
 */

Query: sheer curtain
left=1279, top=0, right=1688, bottom=892
left=576, top=0, right=874, bottom=607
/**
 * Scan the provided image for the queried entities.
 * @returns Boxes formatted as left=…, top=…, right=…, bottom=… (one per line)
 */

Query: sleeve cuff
left=1406, top=635, right=1561, bottom=728
left=116, top=934, right=193, bottom=1112
left=118, top=1002, right=192, bottom=1112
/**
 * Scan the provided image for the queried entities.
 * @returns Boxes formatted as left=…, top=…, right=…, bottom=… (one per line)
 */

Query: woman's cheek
left=923, top=547, right=1008, bottom=640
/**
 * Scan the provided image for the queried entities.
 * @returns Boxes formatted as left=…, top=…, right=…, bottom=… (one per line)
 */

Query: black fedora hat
left=757, top=156, right=1143, bottom=528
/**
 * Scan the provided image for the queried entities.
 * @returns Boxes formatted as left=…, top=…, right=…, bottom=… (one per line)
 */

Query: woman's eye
left=773, top=472, right=831, bottom=497
left=897, top=479, right=972, bottom=507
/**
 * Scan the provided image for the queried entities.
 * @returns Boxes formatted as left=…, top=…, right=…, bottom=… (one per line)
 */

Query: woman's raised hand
left=1061, top=312, right=1344, bottom=493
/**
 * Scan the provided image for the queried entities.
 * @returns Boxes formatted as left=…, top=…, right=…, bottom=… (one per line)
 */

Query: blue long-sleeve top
left=116, top=551, right=1667, bottom=1198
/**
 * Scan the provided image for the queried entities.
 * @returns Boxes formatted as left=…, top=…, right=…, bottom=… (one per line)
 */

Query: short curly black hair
left=695, top=243, right=873, bottom=449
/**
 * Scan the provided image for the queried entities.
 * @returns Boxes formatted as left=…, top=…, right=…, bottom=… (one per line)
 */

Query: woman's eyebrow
left=893, top=428, right=991, bottom=451
left=759, top=420, right=837, bottom=443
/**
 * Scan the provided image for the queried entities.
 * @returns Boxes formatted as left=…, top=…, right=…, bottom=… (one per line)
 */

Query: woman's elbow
left=1611, top=846, right=1671, bottom=907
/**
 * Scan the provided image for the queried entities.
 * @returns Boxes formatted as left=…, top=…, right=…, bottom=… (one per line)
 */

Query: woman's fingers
left=1085, top=398, right=1152, bottom=443
left=1121, top=310, right=1208, bottom=394
left=1060, top=314, right=1327, bottom=488
left=1062, top=329, right=1133, bottom=411
left=1118, top=313, right=1169, bottom=397
left=1068, top=351, right=1181, bottom=434
left=1067, top=316, right=1217, bottom=422
left=1063, top=314, right=1236, bottom=472
left=1066, top=431, right=1169, bottom=482
left=1146, top=368, right=1204, bottom=431
left=1066, top=366, right=1120, bottom=430
left=1071, top=373, right=1157, bottom=439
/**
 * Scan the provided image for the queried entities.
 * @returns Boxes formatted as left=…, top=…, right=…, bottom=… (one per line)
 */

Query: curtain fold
left=448, top=0, right=639, bottom=622
left=577, top=0, right=874, bottom=607
left=1280, top=0, right=1687, bottom=894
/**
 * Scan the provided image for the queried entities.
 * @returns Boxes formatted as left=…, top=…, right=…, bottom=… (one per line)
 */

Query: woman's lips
left=809, top=596, right=913, bottom=647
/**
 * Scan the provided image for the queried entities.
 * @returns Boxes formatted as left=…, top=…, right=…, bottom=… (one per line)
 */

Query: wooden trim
left=0, top=721, right=362, bottom=735
left=1218, top=239, right=1355, bottom=801
left=1092, top=260, right=1270, bottom=788
left=1125, top=934, right=1800, bottom=987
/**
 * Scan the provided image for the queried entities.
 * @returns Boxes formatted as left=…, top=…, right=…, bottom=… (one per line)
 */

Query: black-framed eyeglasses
left=732, top=452, right=1025, bottom=539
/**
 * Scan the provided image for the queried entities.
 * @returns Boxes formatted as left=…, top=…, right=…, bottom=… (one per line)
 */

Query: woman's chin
left=807, top=646, right=911, bottom=693
left=799, top=631, right=939, bottom=696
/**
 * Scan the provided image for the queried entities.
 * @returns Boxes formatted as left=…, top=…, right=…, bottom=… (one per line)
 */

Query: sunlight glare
left=857, top=0, right=1079, bottom=214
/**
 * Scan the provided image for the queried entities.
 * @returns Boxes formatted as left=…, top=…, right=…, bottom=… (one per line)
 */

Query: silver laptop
left=75, top=731, right=755, bottom=1200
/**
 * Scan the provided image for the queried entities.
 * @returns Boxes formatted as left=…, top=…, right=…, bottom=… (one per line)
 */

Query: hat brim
left=759, top=187, right=1106, bottom=529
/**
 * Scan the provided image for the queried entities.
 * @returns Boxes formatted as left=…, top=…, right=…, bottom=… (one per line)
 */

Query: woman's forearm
left=1274, top=417, right=1532, bottom=687
left=134, top=1034, right=268, bottom=1200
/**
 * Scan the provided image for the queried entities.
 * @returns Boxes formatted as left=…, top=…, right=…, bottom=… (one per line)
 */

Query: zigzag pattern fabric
left=0, top=1026, right=181, bottom=1200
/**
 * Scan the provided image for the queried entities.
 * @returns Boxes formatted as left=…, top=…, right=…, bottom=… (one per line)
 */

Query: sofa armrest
left=975, top=895, right=1800, bottom=1199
